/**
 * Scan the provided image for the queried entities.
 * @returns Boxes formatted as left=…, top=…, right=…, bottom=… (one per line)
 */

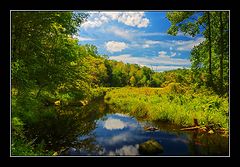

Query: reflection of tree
left=188, top=131, right=200, bottom=155
left=24, top=100, right=108, bottom=152
left=187, top=132, right=229, bottom=156
left=74, top=136, right=103, bottom=155
left=141, top=120, right=228, bottom=156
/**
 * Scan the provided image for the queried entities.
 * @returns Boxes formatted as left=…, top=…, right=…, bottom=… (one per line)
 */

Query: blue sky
left=75, top=11, right=205, bottom=72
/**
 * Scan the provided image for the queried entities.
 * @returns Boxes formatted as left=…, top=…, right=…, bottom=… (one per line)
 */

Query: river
left=26, top=99, right=229, bottom=156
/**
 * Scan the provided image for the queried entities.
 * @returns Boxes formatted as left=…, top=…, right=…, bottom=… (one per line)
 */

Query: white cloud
left=158, top=51, right=177, bottom=58
left=81, top=12, right=149, bottom=29
left=116, top=12, right=149, bottom=28
left=170, top=52, right=177, bottom=57
left=149, top=65, right=190, bottom=72
left=175, top=37, right=205, bottom=51
left=106, top=26, right=134, bottom=40
left=143, top=44, right=150, bottom=48
left=72, top=35, right=95, bottom=41
left=158, top=51, right=168, bottom=58
left=109, top=54, right=131, bottom=62
left=146, top=40, right=162, bottom=45
left=140, top=37, right=205, bottom=51
left=109, top=54, right=190, bottom=67
left=104, top=26, right=169, bottom=42
left=103, top=12, right=121, bottom=20
left=81, top=13, right=109, bottom=29
left=104, top=118, right=126, bottom=130
left=105, top=41, right=128, bottom=53
left=142, top=40, right=164, bottom=48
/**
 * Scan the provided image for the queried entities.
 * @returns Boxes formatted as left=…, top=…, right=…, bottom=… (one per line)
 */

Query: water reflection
left=24, top=100, right=108, bottom=152
left=25, top=100, right=228, bottom=156
left=77, top=111, right=228, bottom=156
left=104, top=118, right=126, bottom=130
left=108, top=144, right=139, bottom=156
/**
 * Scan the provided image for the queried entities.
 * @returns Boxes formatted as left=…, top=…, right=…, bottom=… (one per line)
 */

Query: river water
left=28, top=99, right=229, bottom=156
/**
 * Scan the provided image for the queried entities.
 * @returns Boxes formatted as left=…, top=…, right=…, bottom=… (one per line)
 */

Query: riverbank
left=104, top=86, right=229, bottom=133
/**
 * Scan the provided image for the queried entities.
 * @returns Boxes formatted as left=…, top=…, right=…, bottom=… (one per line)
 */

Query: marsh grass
left=104, top=87, right=229, bottom=128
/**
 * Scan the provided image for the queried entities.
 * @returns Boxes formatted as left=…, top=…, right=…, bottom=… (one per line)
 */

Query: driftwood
left=180, top=126, right=200, bottom=131
left=180, top=119, right=228, bottom=136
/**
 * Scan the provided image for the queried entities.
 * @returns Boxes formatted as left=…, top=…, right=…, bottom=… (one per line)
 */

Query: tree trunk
left=207, top=12, right=213, bottom=87
left=219, top=11, right=224, bottom=95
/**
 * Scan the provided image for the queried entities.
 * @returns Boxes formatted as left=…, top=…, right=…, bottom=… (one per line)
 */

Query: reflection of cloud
left=109, top=132, right=130, bottom=144
left=114, top=113, right=138, bottom=129
left=108, top=144, right=139, bottom=156
left=104, top=118, right=126, bottom=130
left=108, top=131, right=140, bottom=145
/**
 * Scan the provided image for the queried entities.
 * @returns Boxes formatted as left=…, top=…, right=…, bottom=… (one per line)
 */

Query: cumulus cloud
left=105, top=12, right=149, bottom=28
left=81, top=13, right=110, bottom=29
left=105, top=41, right=128, bottom=53
left=117, top=12, right=149, bottom=28
left=81, top=12, right=149, bottom=29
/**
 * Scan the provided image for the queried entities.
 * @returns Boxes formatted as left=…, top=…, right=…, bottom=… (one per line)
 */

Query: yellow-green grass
left=104, top=87, right=229, bottom=129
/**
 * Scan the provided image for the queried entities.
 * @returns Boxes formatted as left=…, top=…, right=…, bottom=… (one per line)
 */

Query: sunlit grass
left=104, top=87, right=229, bottom=128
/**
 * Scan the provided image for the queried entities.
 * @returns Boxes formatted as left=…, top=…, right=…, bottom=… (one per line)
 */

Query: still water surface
left=57, top=100, right=228, bottom=156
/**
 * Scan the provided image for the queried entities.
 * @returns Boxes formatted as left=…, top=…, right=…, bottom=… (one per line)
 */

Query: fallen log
left=180, top=126, right=200, bottom=131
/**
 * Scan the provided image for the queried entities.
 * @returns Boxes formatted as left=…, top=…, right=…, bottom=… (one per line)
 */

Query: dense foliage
left=166, top=11, right=229, bottom=95
left=11, top=11, right=229, bottom=156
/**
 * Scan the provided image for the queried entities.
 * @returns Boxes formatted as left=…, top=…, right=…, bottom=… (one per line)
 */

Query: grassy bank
left=104, top=85, right=229, bottom=129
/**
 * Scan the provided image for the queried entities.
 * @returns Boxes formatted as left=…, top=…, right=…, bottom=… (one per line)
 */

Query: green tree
left=166, top=11, right=229, bottom=94
left=12, top=11, right=88, bottom=98
left=130, top=76, right=136, bottom=87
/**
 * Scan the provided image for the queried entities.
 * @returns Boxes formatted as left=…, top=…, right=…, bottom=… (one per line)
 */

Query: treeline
left=91, top=56, right=193, bottom=88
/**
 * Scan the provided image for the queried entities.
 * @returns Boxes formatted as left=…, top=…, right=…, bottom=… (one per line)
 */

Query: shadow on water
left=24, top=99, right=109, bottom=153
left=24, top=99, right=229, bottom=156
